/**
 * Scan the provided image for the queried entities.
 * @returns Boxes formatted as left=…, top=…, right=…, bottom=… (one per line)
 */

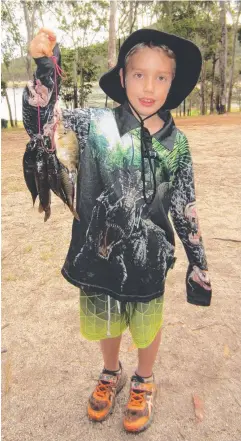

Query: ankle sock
left=133, top=372, right=154, bottom=383
left=103, top=362, right=121, bottom=376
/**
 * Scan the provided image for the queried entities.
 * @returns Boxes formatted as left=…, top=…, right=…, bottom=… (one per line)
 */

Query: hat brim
left=99, top=29, right=202, bottom=110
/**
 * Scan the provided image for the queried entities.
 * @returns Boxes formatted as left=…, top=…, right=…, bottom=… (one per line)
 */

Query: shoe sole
left=88, top=370, right=128, bottom=423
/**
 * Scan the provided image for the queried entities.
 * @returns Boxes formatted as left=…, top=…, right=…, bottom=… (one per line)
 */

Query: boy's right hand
left=29, top=28, right=56, bottom=59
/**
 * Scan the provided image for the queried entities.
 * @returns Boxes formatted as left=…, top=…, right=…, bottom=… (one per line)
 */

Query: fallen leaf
left=128, top=342, right=136, bottom=352
left=223, top=344, right=230, bottom=358
left=192, top=394, right=204, bottom=422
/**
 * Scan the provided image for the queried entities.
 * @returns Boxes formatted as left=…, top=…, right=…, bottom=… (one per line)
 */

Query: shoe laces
left=95, top=381, right=112, bottom=399
left=129, top=389, right=145, bottom=407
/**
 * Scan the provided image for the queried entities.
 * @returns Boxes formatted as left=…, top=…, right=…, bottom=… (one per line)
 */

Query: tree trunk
left=210, top=54, right=217, bottom=114
left=107, top=0, right=117, bottom=107
left=80, top=67, right=84, bottom=108
left=5, top=89, right=14, bottom=127
left=188, top=97, right=192, bottom=116
left=238, top=89, right=241, bottom=112
left=10, top=63, right=18, bottom=126
left=22, top=1, right=36, bottom=79
left=73, top=53, right=78, bottom=108
left=108, top=0, right=117, bottom=69
left=129, top=1, right=133, bottom=34
left=13, top=85, right=18, bottom=127
left=200, top=60, right=206, bottom=115
left=215, top=87, right=221, bottom=114
left=219, top=1, right=227, bottom=114
left=129, top=1, right=139, bottom=34
left=227, top=1, right=241, bottom=112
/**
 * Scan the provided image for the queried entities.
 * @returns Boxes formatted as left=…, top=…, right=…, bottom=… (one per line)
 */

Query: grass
left=2, top=121, right=24, bottom=130
left=4, top=274, right=18, bottom=282
left=40, top=251, right=54, bottom=261
left=23, top=245, right=33, bottom=254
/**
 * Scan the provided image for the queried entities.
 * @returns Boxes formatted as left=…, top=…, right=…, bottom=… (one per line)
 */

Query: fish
left=46, top=150, right=79, bottom=221
left=46, top=151, right=63, bottom=199
left=59, top=163, right=80, bottom=221
left=54, top=121, right=79, bottom=185
left=35, top=142, right=51, bottom=222
left=23, top=141, right=38, bottom=205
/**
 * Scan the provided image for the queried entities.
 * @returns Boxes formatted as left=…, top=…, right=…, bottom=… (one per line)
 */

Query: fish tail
left=44, top=207, right=51, bottom=222
left=70, top=206, right=80, bottom=221
left=32, top=194, right=38, bottom=206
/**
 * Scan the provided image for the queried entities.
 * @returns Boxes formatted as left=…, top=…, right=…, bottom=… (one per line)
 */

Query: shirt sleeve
left=169, top=132, right=212, bottom=306
left=22, top=51, right=59, bottom=138
left=22, top=44, right=90, bottom=148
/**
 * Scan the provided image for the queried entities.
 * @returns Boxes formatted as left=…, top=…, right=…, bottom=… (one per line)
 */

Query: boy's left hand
left=186, top=265, right=212, bottom=306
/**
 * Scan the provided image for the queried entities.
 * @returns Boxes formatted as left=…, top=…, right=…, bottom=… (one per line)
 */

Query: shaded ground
left=1, top=113, right=241, bottom=441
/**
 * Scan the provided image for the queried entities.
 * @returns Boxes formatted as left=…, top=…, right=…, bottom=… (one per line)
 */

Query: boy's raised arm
left=22, top=30, right=93, bottom=221
left=22, top=30, right=89, bottom=143
left=170, top=132, right=212, bottom=307
left=22, top=36, right=63, bottom=138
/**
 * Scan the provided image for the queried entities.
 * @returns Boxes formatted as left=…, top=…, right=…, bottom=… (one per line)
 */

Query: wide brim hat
left=99, top=28, right=202, bottom=110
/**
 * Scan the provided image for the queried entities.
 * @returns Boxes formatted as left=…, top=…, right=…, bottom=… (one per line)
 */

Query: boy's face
left=120, top=46, right=174, bottom=119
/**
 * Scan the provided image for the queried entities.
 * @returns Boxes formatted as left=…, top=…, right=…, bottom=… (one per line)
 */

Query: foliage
left=1, top=0, right=241, bottom=114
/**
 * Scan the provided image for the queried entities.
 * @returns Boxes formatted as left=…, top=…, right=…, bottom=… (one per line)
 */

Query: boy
left=23, top=28, right=212, bottom=433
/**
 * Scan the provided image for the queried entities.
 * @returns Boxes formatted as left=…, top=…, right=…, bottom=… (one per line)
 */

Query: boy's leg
left=88, top=337, right=127, bottom=422
left=79, top=291, right=128, bottom=422
left=123, top=297, right=164, bottom=433
left=136, top=328, right=162, bottom=377
left=100, top=335, right=122, bottom=371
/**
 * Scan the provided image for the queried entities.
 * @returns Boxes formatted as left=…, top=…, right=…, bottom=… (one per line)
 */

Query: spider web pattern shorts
left=79, top=290, right=164, bottom=349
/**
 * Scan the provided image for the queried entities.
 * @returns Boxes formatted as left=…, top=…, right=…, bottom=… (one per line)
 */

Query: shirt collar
left=114, top=101, right=177, bottom=151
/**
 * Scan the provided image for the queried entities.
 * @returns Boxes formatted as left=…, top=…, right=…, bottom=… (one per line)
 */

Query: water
left=1, top=85, right=107, bottom=122
left=1, top=88, right=24, bottom=121
left=1, top=87, right=67, bottom=122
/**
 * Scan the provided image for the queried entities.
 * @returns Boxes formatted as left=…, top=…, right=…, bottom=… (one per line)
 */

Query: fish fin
left=70, top=207, right=80, bottom=221
left=32, top=194, right=38, bottom=206
left=44, top=208, right=51, bottom=222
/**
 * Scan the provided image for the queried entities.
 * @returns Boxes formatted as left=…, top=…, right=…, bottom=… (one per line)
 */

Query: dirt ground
left=1, top=113, right=241, bottom=441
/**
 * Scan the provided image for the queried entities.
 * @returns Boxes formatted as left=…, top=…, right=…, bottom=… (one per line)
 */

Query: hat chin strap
left=123, top=70, right=157, bottom=204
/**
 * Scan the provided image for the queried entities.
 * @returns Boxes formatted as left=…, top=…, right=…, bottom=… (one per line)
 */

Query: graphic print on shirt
left=184, top=201, right=201, bottom=245
left=72, top=110, right=176, bottom=296
left=168, top=133, right=210, bottom=293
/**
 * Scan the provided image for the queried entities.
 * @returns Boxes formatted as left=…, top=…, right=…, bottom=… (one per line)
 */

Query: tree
left=108, top=0, right=117, bottom=69
left=219, top=1, right=227, bottom=114
left=48, top=0, right=108, bottom=108
left=227, top=1, right=241, bottom=112
left=1, top=40, right=18, bottom=126
left=21, top=0, right=38, bottom=79
left=209, top=52, right=219, bottom=114
left=196, top=3, right=221, bottom=115
left=1, top=80, right=14, bottom=128
left=1, top=1, right=44, bottom=80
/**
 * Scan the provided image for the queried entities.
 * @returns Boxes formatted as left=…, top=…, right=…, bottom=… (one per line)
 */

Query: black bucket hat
left=99, top=28, right=202, bottom=110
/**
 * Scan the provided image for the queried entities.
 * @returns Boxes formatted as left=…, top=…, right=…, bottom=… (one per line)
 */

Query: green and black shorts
left=79, top=290, right=164, bottom=349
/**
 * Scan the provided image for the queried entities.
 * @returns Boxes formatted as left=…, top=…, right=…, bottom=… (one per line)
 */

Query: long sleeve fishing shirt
left=22, top=52, right=212, bottom=306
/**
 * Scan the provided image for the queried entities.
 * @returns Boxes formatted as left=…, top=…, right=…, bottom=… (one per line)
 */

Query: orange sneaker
left=87, top=363, right=127, bottom=422
left=123, top=374, right=157, bottom=432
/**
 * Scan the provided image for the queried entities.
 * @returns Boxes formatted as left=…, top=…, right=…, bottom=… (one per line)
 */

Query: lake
left=1, top=88, right=24, bottom=121
left=1, top=85, right=106, bottom=122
